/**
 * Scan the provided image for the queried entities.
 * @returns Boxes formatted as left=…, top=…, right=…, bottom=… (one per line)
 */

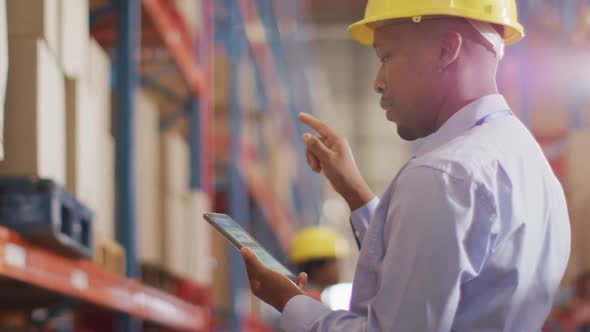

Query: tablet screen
left=204, top=213, right=297, bottom=281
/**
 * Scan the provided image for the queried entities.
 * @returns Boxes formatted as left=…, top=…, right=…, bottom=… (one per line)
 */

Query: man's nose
left=374, top=79, right=385, bottom=94
left=374, top=68, right=385, bottom=94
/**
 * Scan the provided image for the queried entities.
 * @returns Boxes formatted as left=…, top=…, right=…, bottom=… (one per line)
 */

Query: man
left=241, top=1, right=571, bottom=330
left=288, top=226, right=349, bottom=301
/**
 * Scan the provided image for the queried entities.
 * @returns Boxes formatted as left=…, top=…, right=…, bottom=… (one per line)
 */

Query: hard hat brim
left=347, top=11, right=524, bottom=47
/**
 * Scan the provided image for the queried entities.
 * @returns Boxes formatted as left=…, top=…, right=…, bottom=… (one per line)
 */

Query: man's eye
left=380, top=55, right=391, bottom=63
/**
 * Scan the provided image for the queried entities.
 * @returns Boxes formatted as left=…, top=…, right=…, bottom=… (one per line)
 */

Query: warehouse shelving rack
left=213, top=0, right=323, bottom=330
left=0, top=1, right=214, bottom=331
left=2, top=0, right=587, bottom=331
left=0, top=225, right=207, bottom=331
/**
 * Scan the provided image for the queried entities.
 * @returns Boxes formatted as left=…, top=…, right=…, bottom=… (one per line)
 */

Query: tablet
left=203, top=212, right=298, bottom=282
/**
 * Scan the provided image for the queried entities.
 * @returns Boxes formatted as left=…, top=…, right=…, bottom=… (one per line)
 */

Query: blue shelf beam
left=115, top=0, right=141, bottom=330
left=189, top=97, right=202, bottom=190
left=218, top=0, right=251, bottom=330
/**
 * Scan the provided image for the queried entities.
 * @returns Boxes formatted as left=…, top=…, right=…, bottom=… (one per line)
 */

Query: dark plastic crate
left=0, top=177, right=94, bottom=258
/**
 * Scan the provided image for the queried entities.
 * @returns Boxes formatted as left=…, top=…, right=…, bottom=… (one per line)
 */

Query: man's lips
left=380, top=101, right=393, bottom=111
left=380, top=99, right=397, bottom=121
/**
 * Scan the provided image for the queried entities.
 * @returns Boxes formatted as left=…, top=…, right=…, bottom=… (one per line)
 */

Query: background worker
left=241, top=0, right=571, bottom=330
left=288, top=226, right=348, bottom=301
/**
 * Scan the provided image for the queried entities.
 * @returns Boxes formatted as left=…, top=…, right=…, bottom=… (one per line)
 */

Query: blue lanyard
left=473, top=109, right=513, bottom=127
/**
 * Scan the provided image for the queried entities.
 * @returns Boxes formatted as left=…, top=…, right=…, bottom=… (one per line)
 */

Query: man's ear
left=438, top=31, right=462, bottom=71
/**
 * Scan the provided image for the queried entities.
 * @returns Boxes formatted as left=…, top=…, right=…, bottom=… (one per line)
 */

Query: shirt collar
left=412, top=94, right=510, bottom=158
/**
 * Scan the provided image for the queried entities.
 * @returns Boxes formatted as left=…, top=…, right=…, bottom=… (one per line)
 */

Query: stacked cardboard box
left=6, top=0, right=59, bottom=53
left=88, top=39, right=112, bottom=137
left=0, top=1, right=8, bottom=160
left=186, top=190, right=213, bottom=284
left=152, top=123, right=216, bottom=283
left=65, top=37, right=114, bottom=240
left=94, top=231, right=126, bottom=276
left=160, top=131, right=190, bottom=277
left=136, top=92, right=162, bottom=265
left=59, top=0, right=89, bottom=79
left=3, top=1, right=119, bottom=261
left=87, top=40, right=115, bottom=239
left=65, top=78, right=97, bottom=204
left=566, top=131, right=590, bottom=277
left=2, top=1, right=63, bottom=181
left=1, top=37, right=65, bottom=183
left=266, top=133, right=297, bottom=207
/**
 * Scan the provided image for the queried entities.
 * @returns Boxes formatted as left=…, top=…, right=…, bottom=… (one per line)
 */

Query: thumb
left=241, top=247, right=263, bottom=269
left=241, top=247, right=264, bottom=289
left=303, top=134, right=332, bottom=161
left=297, top=272, right=308, bottom=290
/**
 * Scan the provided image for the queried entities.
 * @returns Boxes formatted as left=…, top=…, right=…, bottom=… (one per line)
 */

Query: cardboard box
left=566, top=131, right=590, bottom=273
left=136, top=92, right=162, bottom=264
left=0, top=1, right=8, bottom=160
left=162, top=195, right=188, bottom=277
left=65, top=78, right=115, bottom=239
left=88, top=39, right=111, bottom=135
left=84, top=40, right=114, bottom=238
left=59, top=0, right=89, bottom=78
left=95, top=135, right=115, bottom=238
left=94, top=231, right=126, bottom=276
left=160, top=131, right=190, bottom=196
left=186, top=190, right=212, bottom=284
left=6, top=0, right=59, bottom=54
left=0, top=37, right=65, bottom=184
left=65, top=78, right=96, bottom=200
left=161, top=189, right=213, bottom=280
left=267, top=138, right=297, bottom=204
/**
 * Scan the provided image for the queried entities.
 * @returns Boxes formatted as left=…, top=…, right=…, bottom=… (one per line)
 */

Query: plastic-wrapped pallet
left=6, top=0, right=59, bottom=54
left=0, top=37, right=65, bottom=184
left=136, top=91, right=162, bottom=265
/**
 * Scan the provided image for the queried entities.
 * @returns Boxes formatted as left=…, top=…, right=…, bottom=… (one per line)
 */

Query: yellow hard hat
left=289, top=226, right=349, bottom=264
left=348, top=0, right=525, bottom=46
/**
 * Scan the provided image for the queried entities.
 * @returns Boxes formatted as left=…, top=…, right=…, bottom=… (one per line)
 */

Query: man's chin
left=396, top=125, right=420, bottom=141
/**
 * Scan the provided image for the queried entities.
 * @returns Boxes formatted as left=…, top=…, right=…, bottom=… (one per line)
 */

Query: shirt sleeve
left=280, top=165, right=497, bottom=331
left=349, top=197, right=380, bottom=247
